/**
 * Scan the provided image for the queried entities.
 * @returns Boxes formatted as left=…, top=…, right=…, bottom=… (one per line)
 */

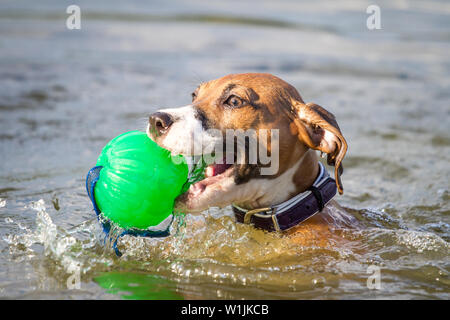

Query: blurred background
left=0, top=0, right=449, bottom=299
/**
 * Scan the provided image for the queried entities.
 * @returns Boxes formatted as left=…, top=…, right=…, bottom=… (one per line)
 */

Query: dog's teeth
left=205, top=166, right=214, bottom=177
left=189, top=182, right=206, bottom=196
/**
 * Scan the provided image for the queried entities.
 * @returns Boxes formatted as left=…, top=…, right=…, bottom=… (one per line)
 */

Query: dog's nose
left=149, top=112, right=174, bottom=136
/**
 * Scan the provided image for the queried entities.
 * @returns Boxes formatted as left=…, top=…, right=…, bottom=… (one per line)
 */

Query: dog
left=147, top=73, right=357, bottom=246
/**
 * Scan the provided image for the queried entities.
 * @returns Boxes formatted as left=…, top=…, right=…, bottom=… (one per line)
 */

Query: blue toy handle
left=85, top=166, right=172, bottom=257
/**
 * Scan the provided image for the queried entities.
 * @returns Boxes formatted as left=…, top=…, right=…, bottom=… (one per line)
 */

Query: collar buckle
left=243, top=207, right=273, bottom=224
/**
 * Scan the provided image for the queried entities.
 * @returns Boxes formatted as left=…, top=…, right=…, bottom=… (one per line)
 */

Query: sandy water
left=0, top=0, right=449, bottom=299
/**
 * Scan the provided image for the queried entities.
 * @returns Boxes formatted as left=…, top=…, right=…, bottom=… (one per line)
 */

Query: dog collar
left=232, top=162, right=337, bottom=232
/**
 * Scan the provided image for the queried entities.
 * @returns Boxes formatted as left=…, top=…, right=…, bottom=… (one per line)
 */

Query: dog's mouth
left=172, top=154, right=236, bottom=212
left=146, top=125, right=240, bottom=212
left=185, top=157, right=234, bottom=199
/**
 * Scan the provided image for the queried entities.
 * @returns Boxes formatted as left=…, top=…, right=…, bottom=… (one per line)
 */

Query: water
left=0, top=0, right=449, bottom=299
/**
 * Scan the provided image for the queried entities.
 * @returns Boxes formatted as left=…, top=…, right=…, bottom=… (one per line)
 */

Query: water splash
left=3, top=199, right=115, bottom=286
left=2, top=198, right=449, bottom=299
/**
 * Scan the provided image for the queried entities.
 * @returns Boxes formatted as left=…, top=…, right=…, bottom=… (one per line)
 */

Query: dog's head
left=147, top=73, right=347, bottom=213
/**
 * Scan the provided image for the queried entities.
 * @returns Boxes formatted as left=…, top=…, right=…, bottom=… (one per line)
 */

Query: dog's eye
left=225, top=95, right=243, bottom=108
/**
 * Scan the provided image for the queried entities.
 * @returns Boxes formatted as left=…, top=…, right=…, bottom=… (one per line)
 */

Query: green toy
left=87, top=131, right=189, bottom=230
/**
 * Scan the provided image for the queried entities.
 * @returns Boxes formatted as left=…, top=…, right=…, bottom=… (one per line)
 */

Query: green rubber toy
left=93, top=131, right=188, bottom=230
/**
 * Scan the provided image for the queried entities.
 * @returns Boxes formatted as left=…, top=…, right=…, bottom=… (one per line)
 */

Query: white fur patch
left=148, top=105, right=222, bottom=157
left=235, top=157, right=303, bottom=208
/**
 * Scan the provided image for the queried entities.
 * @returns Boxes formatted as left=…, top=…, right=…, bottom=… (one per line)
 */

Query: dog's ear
left=291, top=101, right=348, bottom=194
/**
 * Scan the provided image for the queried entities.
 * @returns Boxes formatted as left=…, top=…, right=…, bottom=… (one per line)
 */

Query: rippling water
left=0, top=0, right=449, bottom=299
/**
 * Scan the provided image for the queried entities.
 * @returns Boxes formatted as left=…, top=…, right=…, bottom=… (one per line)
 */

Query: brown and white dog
left=147, top=73, right=356, bottom=245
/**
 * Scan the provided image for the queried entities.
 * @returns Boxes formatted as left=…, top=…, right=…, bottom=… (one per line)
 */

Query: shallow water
left=0, top=0, right=449, bottom=299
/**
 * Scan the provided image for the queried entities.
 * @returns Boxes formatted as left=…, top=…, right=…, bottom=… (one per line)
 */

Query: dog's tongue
left=205, top=163, right=232, bottom=177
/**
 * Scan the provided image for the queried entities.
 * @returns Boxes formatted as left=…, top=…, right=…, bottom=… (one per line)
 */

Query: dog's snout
left=149, top=112, right=174, bottom=136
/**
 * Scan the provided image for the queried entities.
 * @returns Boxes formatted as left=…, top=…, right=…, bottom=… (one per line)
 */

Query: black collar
left=232, top=163, right=337, bottom=232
